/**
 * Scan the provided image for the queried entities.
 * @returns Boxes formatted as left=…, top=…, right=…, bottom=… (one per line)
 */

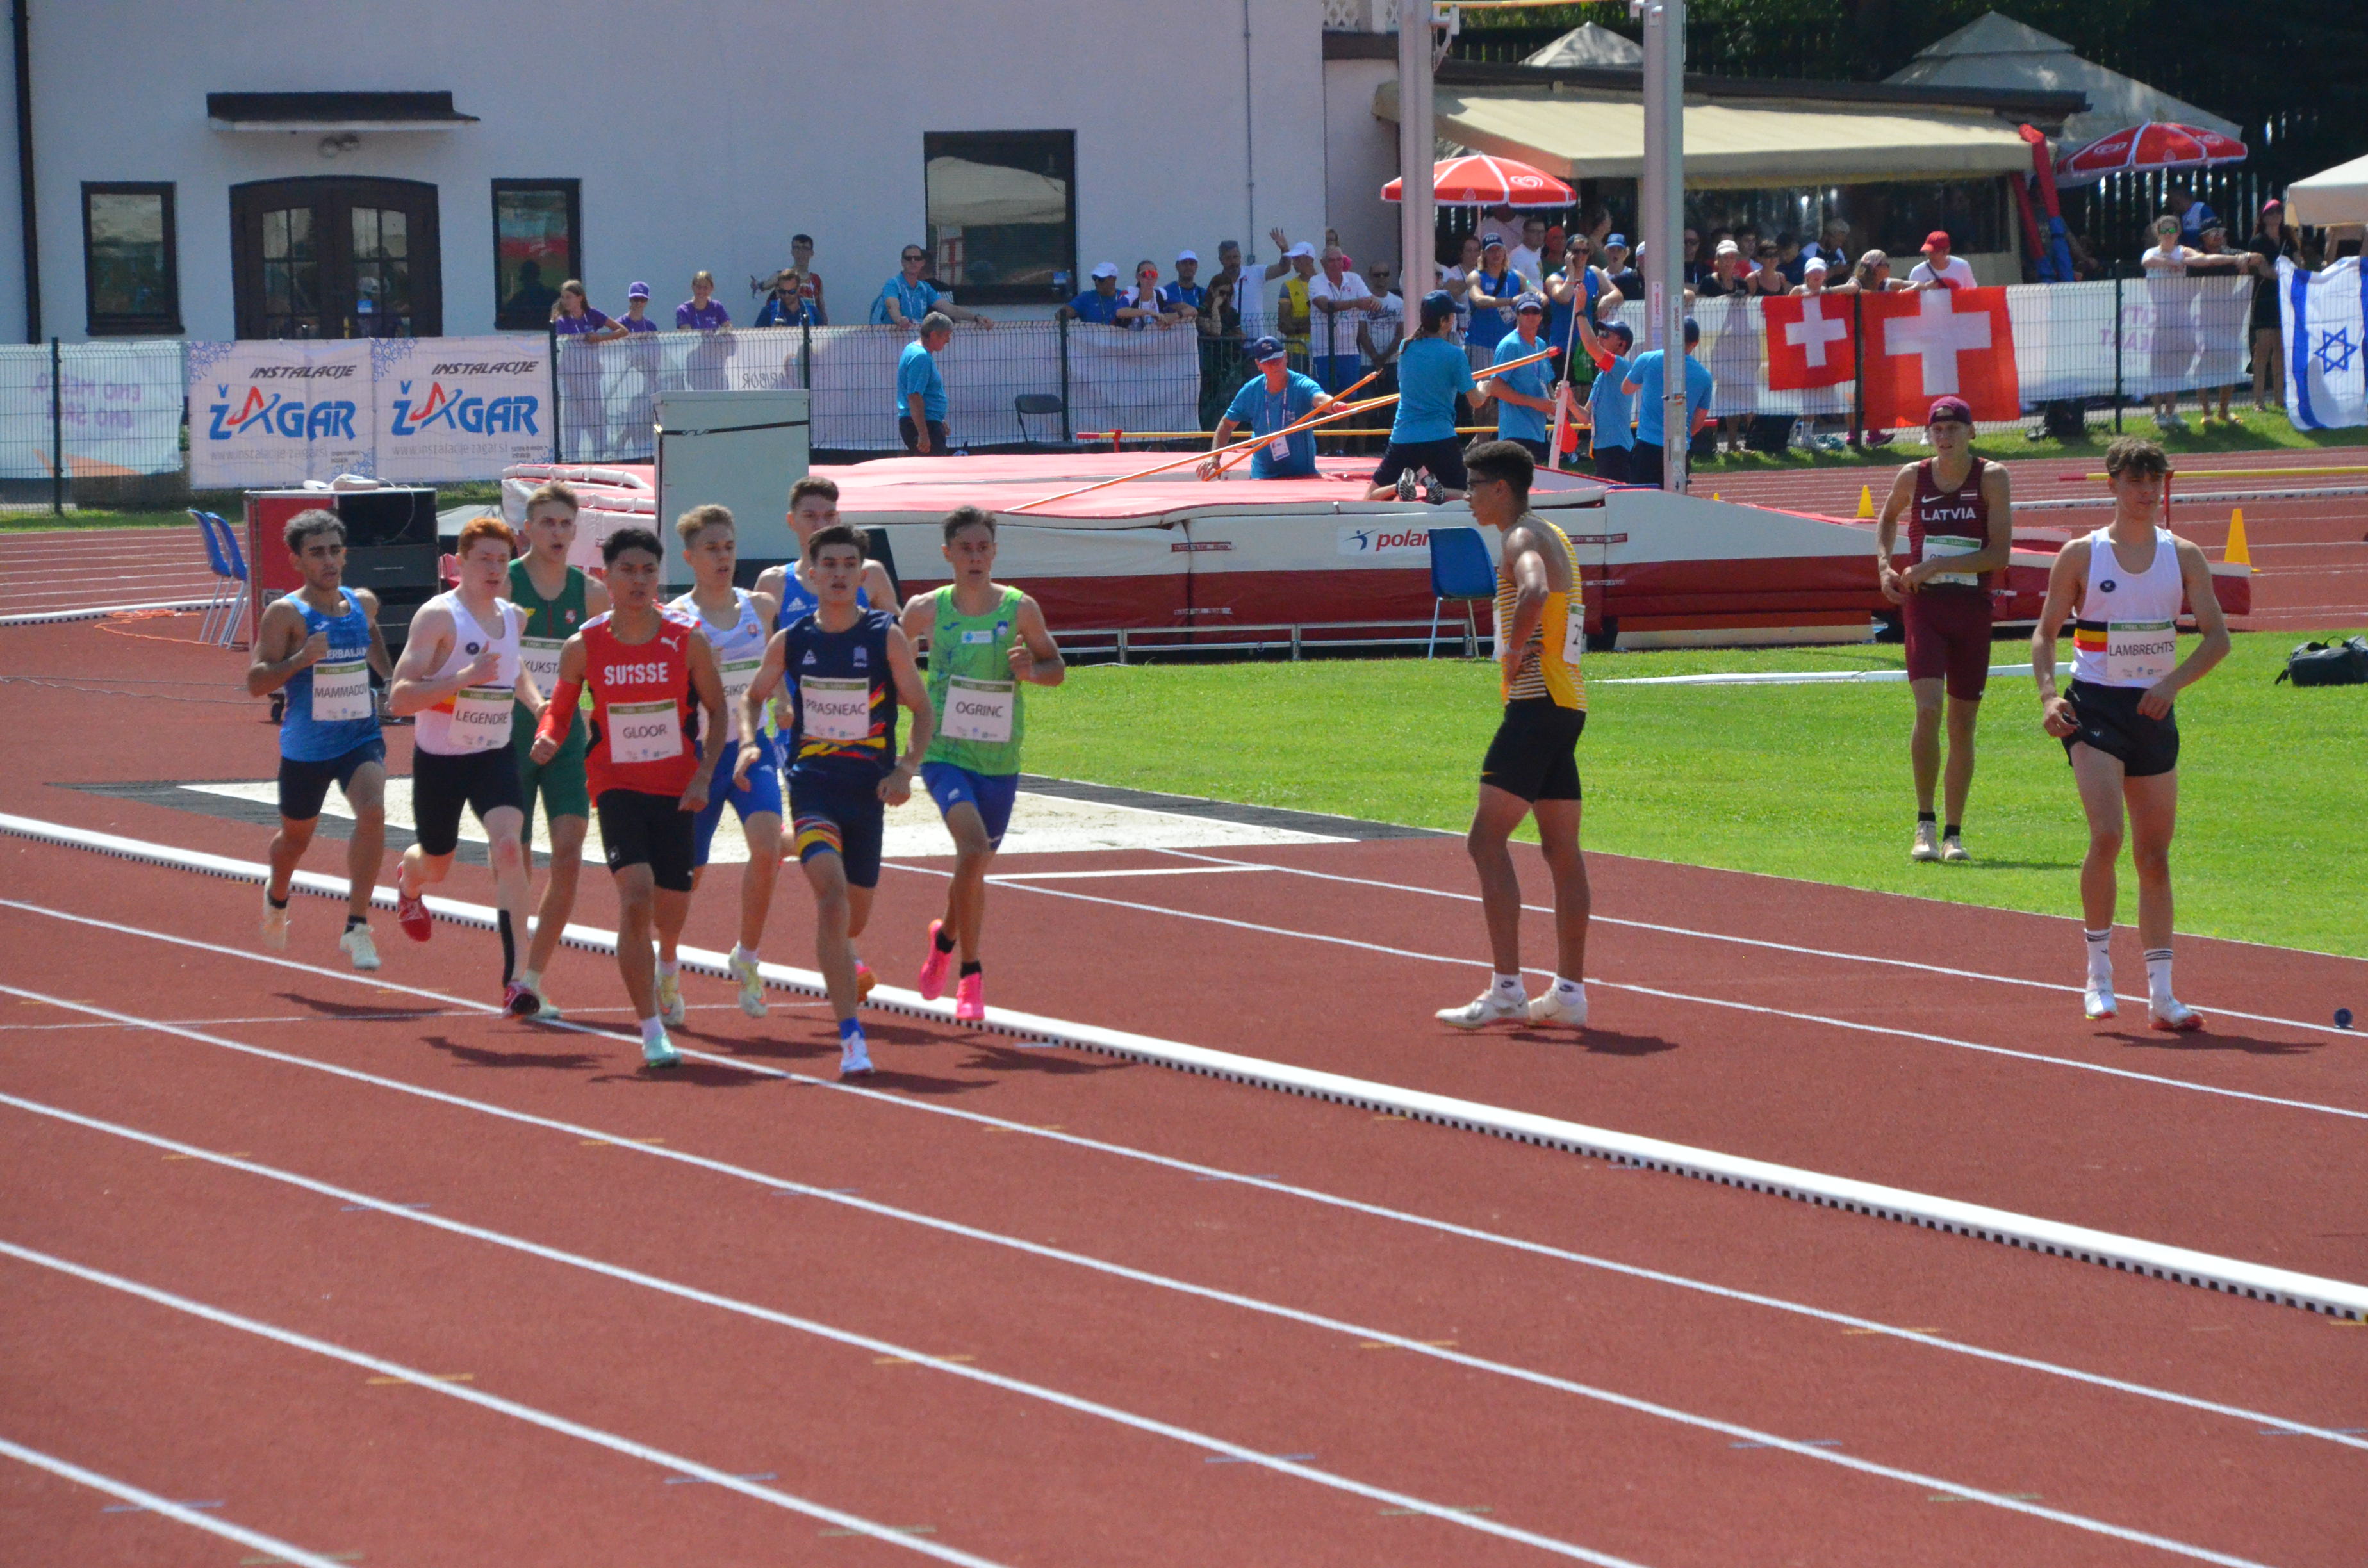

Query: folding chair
left=189, top=510, right=246, bottom=647
left=208, top=514, right=251, bottom=648
left=1425, top=525, right=1495, bottom=659
left=1014, top=392, right=1066, bottom=449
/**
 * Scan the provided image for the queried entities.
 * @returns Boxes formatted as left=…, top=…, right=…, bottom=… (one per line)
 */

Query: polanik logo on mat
left=1337, top=524, right=1432, bottom=556
left=386, top=380, right=541, bottom=437
left=205, top=385, right=359, bottom=441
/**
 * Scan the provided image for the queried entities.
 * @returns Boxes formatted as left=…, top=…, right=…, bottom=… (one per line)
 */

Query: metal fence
left=0, top=339, right=187, bottom=510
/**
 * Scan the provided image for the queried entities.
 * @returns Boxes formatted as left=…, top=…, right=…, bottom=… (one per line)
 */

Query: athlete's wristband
left=537, top=679, right=584, bottom=747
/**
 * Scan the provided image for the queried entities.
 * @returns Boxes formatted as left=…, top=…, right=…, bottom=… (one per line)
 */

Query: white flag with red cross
left=1861, top=286, right=2020, bottom=425
left=1761, top=293, right=1856, bottom=391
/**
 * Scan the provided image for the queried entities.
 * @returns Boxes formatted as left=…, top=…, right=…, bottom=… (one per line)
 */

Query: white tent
left=2285, top=151, right=2368, bottom=228
left=1886, top=12, right=2241, bottom=146
left=1522, top=22, right=1643, bottom=70
left=924, top=156, right=1067, bottom=228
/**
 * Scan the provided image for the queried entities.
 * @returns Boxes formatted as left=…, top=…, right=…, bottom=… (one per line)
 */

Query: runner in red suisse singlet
left=1907, top=454, right=1993, bottom=599
left=580, top=611, right=702, bottom=801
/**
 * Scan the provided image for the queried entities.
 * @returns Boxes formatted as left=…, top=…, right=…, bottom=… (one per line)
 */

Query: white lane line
left=4, top=900, right=2359, bottom=1451
left=0, top=1242, right=1020, bottom=1568
left=0, top=1075, right=2282, bottom=1566
left=0, top=1012, right=443, bottom=1033
left=884, top=861, right=2368, bottom=1125
left=1147, top=849, right=2355, bottom=1037
left=0, top=1435, right=349, bottom=1568
left=987, top=865, right=1276, bottom=883
left=0, top=1147, right=1647, bottom=1568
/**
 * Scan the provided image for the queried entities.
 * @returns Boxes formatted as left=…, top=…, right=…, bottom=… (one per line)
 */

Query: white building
left=0, top=0, right=1329, bottom=343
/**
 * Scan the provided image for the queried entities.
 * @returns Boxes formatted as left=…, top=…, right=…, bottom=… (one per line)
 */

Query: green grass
left=1691, top=406, right=2364, bottom=473
left=1021, top=632, right=2368, bottom=957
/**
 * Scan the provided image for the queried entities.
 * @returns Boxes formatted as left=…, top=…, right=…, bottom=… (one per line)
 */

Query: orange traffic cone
left=2225, top=508, right=2251, bottom=568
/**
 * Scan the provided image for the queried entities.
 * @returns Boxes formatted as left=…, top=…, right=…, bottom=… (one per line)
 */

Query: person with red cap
left=1874, top=395, right=2013, bottom=863
left=1909, top=231, right=1976, bottom=291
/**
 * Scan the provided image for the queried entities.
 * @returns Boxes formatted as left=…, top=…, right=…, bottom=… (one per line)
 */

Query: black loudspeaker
left=336, top=488, right=439, bottom=650
left=1745, top=415, right=1796, bottom=453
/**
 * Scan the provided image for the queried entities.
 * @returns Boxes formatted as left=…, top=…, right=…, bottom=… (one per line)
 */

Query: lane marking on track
left=0, top=1243, right=1017, bottom=1568
left=104, top=1498, right=225, bottom=1512
left=0, top=1125, right=1654, bottom=1568
left=987, top=866, right=1276, bottom=882
left=665, top=1471, right=777, bottom=1484
left=0, top=1036, right=2320, bottom=1564
left=0, top=1434, right=352, bottom=1568
left=1208, top=1451, right=1317, bottom=1463
left=885, top=860, right=2367, bottom=1123
left=5, top=900, right=2365, bottom=1451
left=1147, top=849, right=2355, bottom=1038
left=364, top=1373, right=472, bottom=1385
left=875, top=1354, right=977, bottom=1367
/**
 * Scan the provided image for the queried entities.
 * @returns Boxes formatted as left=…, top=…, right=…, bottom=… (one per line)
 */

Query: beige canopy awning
left=1374, top=81, right=2034, bottom=188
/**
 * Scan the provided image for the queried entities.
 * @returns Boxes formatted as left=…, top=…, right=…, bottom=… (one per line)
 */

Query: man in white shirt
left=1909, top=231, right=1978, bottom=291
left=1508, top=216, right=1548, bottom=293
left=1306, top=243, right=1377, bottom=394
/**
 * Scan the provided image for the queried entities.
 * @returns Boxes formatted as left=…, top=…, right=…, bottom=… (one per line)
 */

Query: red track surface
left=0, top=525, right=220, bottom=619
left=3, top=617, right=2364, bottom=1566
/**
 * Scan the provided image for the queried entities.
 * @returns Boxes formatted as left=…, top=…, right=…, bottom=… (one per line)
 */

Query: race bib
left=1563, top=604, right=1586, bottom=668
left=609, top=698, right=682, bottom=764
left=1920, top=533, right=1982, bottom=589
left=310, top=658, right=370, bottom=723
left=519, top=636, right=566, bottom=693
left=800, top=676, right=871, bottom=743
left=2105, top=621, right=2176, bottom=686
left=942, top=676, right=1015, bottom=744
left=446, top=685, right=514, bottom=752
left=719, top=657, right=764, bottom=739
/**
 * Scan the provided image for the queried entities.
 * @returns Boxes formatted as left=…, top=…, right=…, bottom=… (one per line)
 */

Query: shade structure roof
left=1886, top=11, right=2239, bottom=147
left=2285, top=151, right=2368, bottom=228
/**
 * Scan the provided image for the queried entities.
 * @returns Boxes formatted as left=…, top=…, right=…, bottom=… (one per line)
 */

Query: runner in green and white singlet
left=900, top=505, right=1064, bottom=1023
left=508, top=481, right=609, bottom=1018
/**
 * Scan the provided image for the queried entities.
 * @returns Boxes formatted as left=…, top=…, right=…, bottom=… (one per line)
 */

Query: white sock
left=518, top=968, right=542, bottom=993
left=1554, top=976, right=1584, bottom=1001
left=2144, top=949, right=2174, bottom=1006
left=1491, top=972, right=1525, bottom=999
left=640, top=1015, right=666, bottom=1044
left=658, top=959, right=680, bottom=979
left=2083, top=929, right=2113, bottom=983
left=731, top=944, right=758, bottom=966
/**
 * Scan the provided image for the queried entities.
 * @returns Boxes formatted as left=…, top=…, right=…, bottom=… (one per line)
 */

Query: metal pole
left=1640, top=0, right=1687, bottom=489
left=2112, top=268, right=2124, bottom=434
left=48, top=334, right=61, bottom=514
left=1057, top=315, right=1073, bottom=443
left=1397, top=0, right=1435, bottom=305
left=547, top=323, right=563, bottom=462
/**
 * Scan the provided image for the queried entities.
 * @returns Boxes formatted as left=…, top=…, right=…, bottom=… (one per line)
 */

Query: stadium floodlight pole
left=1638, top=0, right=1688, bottom=489
left=1397, top=0, right=1436, bottom=310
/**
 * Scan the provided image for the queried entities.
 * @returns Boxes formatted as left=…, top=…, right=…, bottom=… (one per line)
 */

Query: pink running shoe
left=954, top=972, right=985, bottom=1023
left=855, top=961, right=877, bottom=1002
left=396, top=888, right=432, bottom=942
left=917, top=921, right=953, bottom=1000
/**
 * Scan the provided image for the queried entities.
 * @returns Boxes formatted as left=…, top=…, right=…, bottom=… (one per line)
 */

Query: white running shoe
left=260, top=889, right=290, bottom=951
left=1939, top=834, right=1969, bottom=863
left=839, top=1032, right=875, bottom=1077
left=2150, top=999, right=2205, bottom=1033
left=1436, top=991, right=1528, bottom=1030
left=730, top=952, right=768, bottom=1018
left=1911, top=821, right=1940, bottom=862
left=1527, top=988, right=1588, bottom=1030
left=655, top=970, right=686, bottom=1027
left=2084, top=980, right=2117, bottom=1020
left=339, top=924, right=381, bottom=972
left=1394, top=469, right=1418, bottom=502
left=641, top=1029, right=680, bottom=1070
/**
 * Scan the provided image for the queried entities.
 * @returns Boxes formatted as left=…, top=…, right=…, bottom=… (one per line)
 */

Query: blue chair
left=190, top=510, right=248, bottom=647
left=1426, top=525, right=1495, bottom=659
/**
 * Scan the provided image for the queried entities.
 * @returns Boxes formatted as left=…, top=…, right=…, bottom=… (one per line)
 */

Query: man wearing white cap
left=1161, top=251, right=1206, bottom=314
left=1262, top=229, right=1319, bottom=365
left=1059, top=263, right=1128, bottom=326
left=1306, top=243, right=1377, bottom=395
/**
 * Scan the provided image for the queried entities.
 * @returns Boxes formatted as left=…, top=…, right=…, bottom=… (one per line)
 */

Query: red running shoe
left=954, top=972, right=985, bottom=1024
left=396, top=888, right=432, bottom=942
left=917, top=921, right=952, bottom=1000
left=502, top=979, right=541, bottom=1018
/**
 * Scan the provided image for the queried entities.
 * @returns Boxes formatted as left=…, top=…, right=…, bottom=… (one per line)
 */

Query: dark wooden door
left=231, top=177, right=442, bottom=338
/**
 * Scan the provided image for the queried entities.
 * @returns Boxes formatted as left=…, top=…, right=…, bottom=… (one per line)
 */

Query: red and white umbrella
left=2053, top=122, right=2248, bottom=186
left=1382, top=154, right=1575, bottom=209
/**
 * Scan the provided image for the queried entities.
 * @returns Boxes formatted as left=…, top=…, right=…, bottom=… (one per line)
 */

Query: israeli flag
left=2280, top=257, right=2367, bottom=429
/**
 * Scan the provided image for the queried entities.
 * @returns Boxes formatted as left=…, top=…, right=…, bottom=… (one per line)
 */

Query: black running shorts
left=1480, top=698, right=1586, bottom=803
left=411, top=746, right=525, bottom=856
left=597, top=787, right=696, bottom=892
left=276, top=737, right=386, bottom=822
left=2061, top=680, right=2180, bottom=778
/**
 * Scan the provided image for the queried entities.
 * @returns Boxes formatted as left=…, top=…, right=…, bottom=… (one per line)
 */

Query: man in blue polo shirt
left=1620, top=316, right=1714, bottom=488
left=898, top=313, right=953, bottom=455
left=875, top=243, right=992, bottom=330
left=1479, top=295, right=1556, bottom=462
left=1060, top=263, right=1126, bottom=325
left=1199, top=335, right=1333, bottom=480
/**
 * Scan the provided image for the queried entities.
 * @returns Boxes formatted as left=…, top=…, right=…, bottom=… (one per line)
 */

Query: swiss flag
left=1763, top=294, right=1855, bottom=391
left=1861, top=287, right=2020, bottom=426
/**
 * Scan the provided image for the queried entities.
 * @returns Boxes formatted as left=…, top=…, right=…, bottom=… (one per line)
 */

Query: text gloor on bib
left=310, top=659, right=371, bottom=723
left=942, top=676, right=1015, bottom=744
left=1920, top=534, right=1983, bottom=589
left=2105, top=620, right=2176, bottom=686
left=608, top=698, right=682, bottom=764
left=800, top=676, right=871, bottom=743
left=519, top=636, right=566, bottom=692
left=446, top=686, right=514, bottom=751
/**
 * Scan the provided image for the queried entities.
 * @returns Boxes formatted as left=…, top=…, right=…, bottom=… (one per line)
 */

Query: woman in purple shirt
left=675, top=271, right=732, bottom=331
left=552, top=279, right=627, bottom=339
left=552, top=279, right=624, bottom=461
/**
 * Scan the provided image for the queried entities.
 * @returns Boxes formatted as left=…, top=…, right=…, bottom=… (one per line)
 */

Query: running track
left=1, top=617, right=2363, bottom=1567
left=0, top=525, right=220, bottom=621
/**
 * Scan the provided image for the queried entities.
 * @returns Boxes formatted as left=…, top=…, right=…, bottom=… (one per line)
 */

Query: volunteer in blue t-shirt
left=1479, top=296, right=1557, bottom=463
left=1060, top=263, right=1127, bottom=325
left=1200, top=335, right=1333, bottom=480
left=1572, top=314, right=1638, bottom=484
left=1620, top=317, right=1716, bottom=489
left=898, top=313, right=953, bottom=455
left=1365, top=290, right=1478, bottom=499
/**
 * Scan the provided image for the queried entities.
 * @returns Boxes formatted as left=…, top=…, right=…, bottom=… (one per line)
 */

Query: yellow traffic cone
left=1711, top=493, right=1720, bottom=502
left=2225, top=507, right=2251, bottom=568
left=1857, top=484, right=1875, bottom=519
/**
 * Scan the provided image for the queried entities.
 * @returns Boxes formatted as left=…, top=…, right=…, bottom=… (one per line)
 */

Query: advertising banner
left=0, top=341, right=185, bottom=480
left=186, top=340, right=372, bottom=488
left=370, top=336, right=551, bottom=481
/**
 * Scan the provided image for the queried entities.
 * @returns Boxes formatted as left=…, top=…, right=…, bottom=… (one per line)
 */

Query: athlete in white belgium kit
left=2031, top=437, right=2228, bottom=1030
left=386, top=516, right=547, bottom=1015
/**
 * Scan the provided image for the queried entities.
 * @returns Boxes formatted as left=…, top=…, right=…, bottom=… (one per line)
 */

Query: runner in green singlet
left=508, top=480, right=609, bottom=1018
left=899, top=505, right=1064, bottom=1024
